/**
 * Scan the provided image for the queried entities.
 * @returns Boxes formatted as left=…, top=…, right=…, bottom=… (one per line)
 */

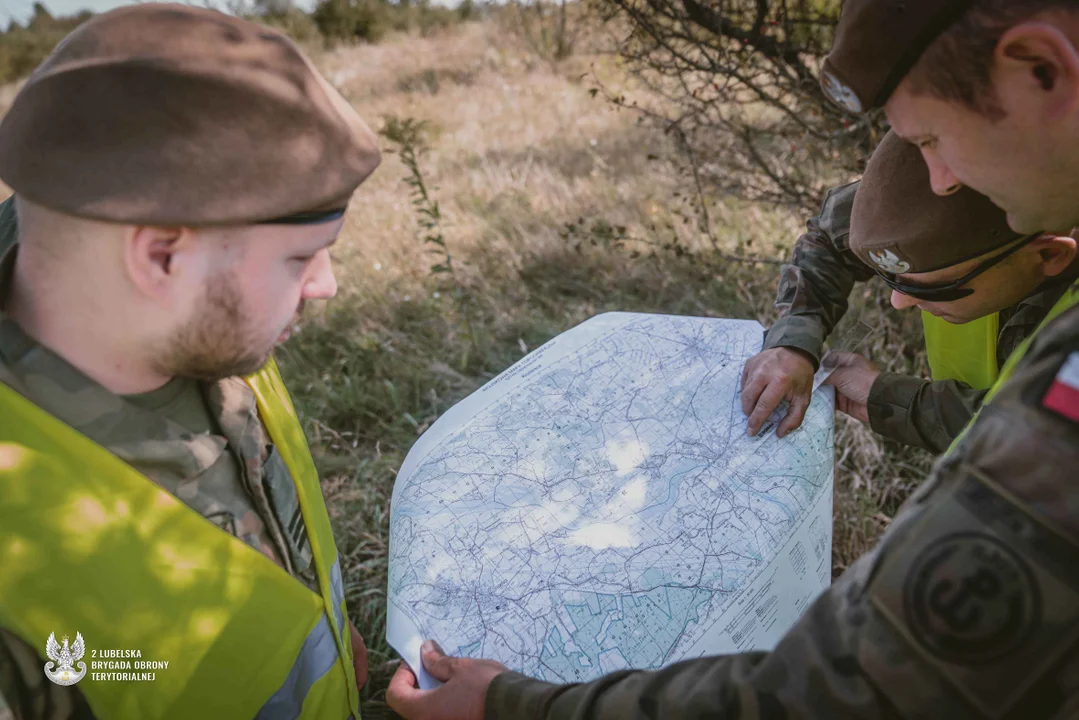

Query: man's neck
left=6, top=251, right=173, bottom=396
left=1063, top=255, right=1079, bottom=283
left=1038, top=255, right=1079, bottom=294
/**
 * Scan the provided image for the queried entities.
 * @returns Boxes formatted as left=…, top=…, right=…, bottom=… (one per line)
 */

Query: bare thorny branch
left=592, top=0, right=888, bottom=213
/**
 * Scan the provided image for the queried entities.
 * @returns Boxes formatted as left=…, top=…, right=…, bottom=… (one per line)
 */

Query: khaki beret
left=821, top=0, right=975, bottom=113
left=850, top=131, right=1020, bottom=274
left=0, top=4, right=381, bottom=225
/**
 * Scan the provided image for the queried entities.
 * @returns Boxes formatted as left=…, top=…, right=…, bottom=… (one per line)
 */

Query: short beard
left=154, top=272, right=272, bottom=381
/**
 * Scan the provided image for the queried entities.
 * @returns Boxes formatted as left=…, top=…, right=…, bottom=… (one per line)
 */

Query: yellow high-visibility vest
left=921, top=310, right=1000, bottom=389
left=946, top=279, right=1079, bottom=453
left=0, top=358, right=361, bottom=720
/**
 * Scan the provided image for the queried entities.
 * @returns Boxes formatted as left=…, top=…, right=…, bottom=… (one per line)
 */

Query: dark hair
left=908, top=1, right=1079, bottom=118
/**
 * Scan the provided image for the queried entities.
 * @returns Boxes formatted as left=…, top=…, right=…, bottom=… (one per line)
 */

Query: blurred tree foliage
left=0, top=0, right=481, bottom=85
left=595, top=0, right=888, bottom=211
left=510, top=0, right=582, bottom=65
left=311, top=0, right=465, bottom=43
left=0, top=3, right=91, bottom=84
left=256, top=6, right=325, bottom=44
left=312, top=0, right=391, bottom=42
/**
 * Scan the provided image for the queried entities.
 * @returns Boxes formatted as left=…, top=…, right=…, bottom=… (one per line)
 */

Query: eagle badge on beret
left=821, top=69, right=863, bottom=114
left=869, top=249, right=911, bottom=274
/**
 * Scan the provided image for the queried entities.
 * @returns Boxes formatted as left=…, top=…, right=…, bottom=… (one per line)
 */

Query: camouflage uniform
left=486, top=284, right=1079, bottom=717
left=762, top=181, right=1073, bottom=453
left=0, top=195, right=320, bottom=720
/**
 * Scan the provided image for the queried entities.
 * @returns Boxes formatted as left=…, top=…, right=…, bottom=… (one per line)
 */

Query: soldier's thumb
left=420, top=640, right=457, bottom=682
left=823, top=367, right=855, bottom=394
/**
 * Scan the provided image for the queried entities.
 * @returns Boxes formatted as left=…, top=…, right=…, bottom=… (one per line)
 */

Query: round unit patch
left=904, top=532, right=1040, bottom=665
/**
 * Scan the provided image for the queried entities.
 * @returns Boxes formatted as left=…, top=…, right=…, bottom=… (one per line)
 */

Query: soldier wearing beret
left=0, top=5, right=380, bottom=719
left=742, top=130, right=1078, bottom=452
left=387, top=2, right=1079, bottom=718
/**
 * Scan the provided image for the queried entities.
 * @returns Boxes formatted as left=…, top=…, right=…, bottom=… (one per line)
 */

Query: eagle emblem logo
left=821, top=69, right=863, bottom=114
left=869, top=249, right=911, bottom=274
left=44, top=632, right=87, bottom=686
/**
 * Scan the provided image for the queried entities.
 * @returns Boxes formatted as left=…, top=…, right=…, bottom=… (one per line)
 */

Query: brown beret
left=0, top=4, right=381, bottom=225
left=821, top=0, right=975, bottom=113
left=850, top=131, right=1020, bottom=274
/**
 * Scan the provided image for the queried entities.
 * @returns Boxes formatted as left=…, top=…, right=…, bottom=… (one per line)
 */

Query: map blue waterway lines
left=388, top=314, right=834, bottom=682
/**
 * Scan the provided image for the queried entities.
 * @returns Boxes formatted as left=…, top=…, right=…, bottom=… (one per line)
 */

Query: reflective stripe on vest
left=946, top=279, right=1079, bottom=454
left=243, top=359, right=361, bottom=716
left=0, top=358, right=360, bottom=719
left=921, top=310, right=1000, bottom=390
left=257, top=560, right=350, bottom=720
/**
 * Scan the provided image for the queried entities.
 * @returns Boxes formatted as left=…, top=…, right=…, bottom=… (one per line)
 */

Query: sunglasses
left=875, top=233, right=1039, bottom=302
left=262, top=207, right=347, bottom=226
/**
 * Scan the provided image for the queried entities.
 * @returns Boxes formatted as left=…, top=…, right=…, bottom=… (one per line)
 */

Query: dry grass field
left=0, top=17, right=934, bottom=718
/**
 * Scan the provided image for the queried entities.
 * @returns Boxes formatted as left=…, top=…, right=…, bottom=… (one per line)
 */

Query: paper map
left=387, top=313, right=834, bottom=689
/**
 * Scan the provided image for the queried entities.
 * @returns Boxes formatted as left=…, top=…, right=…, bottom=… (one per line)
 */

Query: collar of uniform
left=0, top=243, right=228, bottom=482
left=0, top=237, right=16, bottom=312
left=1007, top=274, right=1076, bottom=327
left=997, top=274, right=1078, bottom=364
left=205, top=375, right=268, bottom=473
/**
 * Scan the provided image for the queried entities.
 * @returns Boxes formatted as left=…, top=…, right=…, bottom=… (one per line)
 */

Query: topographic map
left=387, top=313, right=834, bottom=689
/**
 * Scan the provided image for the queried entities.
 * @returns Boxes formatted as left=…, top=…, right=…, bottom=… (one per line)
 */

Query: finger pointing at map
left=740, top=346, right=816, bottom=437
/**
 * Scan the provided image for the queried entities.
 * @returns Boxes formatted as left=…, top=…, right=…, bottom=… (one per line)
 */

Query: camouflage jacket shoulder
left=816, top=180, right=858, bottom=240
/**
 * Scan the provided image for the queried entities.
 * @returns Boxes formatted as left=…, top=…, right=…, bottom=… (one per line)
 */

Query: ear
left=123, top=226, right=196, bottom=302
left=995, top=21, right=1079, bottom=120
left=1031, top=233, right=1078, bottom=277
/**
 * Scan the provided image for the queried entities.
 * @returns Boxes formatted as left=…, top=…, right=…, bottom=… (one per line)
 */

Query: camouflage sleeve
left=0, top=629, right=94, bottom=720
left=762, top=181, right=876, bottom=367
left=486, top=304, right=1079, bottom=720
left=866, top=373, right=987, bottom=453
left=0, top=196, right=16, bottom=258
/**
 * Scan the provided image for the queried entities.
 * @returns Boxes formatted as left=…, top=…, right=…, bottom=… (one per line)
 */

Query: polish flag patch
left=1043, top=352, right=1079, bottom=422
